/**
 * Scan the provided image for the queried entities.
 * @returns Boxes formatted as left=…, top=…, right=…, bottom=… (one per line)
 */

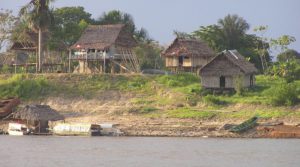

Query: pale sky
left=1, top=0, right=300, bottom=53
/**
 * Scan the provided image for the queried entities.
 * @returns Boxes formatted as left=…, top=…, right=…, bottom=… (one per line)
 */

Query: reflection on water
left=0, top=136, right=299, bottom=167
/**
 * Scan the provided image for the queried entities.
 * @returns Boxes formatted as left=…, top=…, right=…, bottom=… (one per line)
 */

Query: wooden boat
left=229, top=116, right=258, bottom=133
left=52, top=123, right=101, bottom=136
left=7, top=123, right=30, bottom=136
left=0, top=98, right=21, bottom=118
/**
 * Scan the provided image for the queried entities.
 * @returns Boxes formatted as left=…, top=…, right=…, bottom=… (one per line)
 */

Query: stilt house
left=161, top=38, right=215, bottom=73
left=69, top=24, right=140, bottom=73
left=200, top=50, right=258, bottom=89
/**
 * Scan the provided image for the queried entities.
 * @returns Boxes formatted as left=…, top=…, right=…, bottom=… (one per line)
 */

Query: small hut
left=12, top=105, right=64, bottom=133
left=10, top=32, right=65, bottom=73
left=69, top=24, right=140, bottom=74
left=200, top=50, right=258, bottom=89
left=161, top=38, right=215, bottom=73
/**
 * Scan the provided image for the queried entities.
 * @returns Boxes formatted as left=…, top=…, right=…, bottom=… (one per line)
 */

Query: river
left=0, top=136, right=299, bottom=167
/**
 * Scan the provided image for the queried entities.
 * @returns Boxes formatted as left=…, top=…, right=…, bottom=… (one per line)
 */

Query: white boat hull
left=8, top=130, right=27, bottom=136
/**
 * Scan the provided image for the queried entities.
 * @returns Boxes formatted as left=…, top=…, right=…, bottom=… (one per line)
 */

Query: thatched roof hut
left=161, top=38, right=215, bottom=73
left=70, top=24, right=137, bottom=50
left=13, top=105, right=64, bottom=122
left=69, top=24, right=139, bottom=74
left=200, top=50, right=258, bottom=89
left=10, top=32, right=39, bottom=51
left=162, top=38, right=215, bottom=58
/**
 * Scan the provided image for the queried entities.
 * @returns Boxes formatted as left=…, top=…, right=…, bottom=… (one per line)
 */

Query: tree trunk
left=38, top=28, right=43, bottom=73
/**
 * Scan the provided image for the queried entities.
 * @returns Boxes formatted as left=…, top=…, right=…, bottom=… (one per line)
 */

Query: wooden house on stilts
left=161, top=38, right=215, bottom=74
left=69, top=24, right=140, bottom=74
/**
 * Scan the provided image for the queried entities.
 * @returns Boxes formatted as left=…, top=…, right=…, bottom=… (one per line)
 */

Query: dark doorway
left=178, top=56, right=184, bottom=66
left=250, top=75, right=254, bottom=87
left=220, top=76, right=225, bottom=88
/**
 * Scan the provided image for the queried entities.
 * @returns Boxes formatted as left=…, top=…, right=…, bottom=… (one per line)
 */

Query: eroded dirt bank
left=23, top=90, right=300, bottom=138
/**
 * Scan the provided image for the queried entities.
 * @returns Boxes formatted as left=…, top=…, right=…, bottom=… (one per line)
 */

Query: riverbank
left=0, top=73, right=299, bottom=138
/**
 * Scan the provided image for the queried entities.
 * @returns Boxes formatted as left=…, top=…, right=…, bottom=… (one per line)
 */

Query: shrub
left=203, top=95, right=226, bottom=105
left=1, top=65, right=11, bottom=74
left=234, top=75, right=244, bottom=96
left=264, top=83, right=299, bottom=106
left=157, top=74, right=199, bottom=87
left=0, top=74, right=49, bottom=99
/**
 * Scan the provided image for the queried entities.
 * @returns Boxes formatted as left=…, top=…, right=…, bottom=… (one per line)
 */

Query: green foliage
left=0, top=9, right=17, bottom=50
left=271, top=35, right=296, bottom=52
left=167, top=108, right=216, bottom=119
left=192, top=14, right=270, bottom=71
left=270, top=60, right=300, bottom=82
left=96, top=10, right=136, bottom=33
left=203, top=95, right=226, bottom=105
left=157, top=74, right=200, bottom=87
left=0, top=74, right=49, bottom=99
left=48, top=6, right=92, bottom=50
left=19, top=0, right=54, bottom=31
left=140, top=107, right=158, bottom=114
left=134, top=42, right=164, bottom=70
left=234, top=75, right=244, bottom=96
left=1, top=65, right=11, bottom=74
left=264, top=82, right=299, bottom=106
left=277, top=49, right=300, bottom=62
left=193, top=14, right=250, bottom=51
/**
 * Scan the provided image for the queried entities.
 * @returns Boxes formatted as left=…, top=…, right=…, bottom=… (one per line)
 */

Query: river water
left=0, top=136, right=299, bottom=167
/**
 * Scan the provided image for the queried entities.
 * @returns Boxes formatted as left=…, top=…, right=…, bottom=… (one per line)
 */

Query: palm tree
left=217, top=14, right=250, bottom=50
left=19, top=0, right=54, bottom=72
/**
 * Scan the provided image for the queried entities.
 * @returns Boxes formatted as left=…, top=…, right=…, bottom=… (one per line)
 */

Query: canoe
left=0, top=98, right=21, bottom=118
left=229, top=116, right=258, bottom=133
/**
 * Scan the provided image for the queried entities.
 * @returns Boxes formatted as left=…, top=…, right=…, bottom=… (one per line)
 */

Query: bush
left=264, top=83, right=299, bottom=106
left=157, top=74, right=199, bottom=87
left=203, top=95, right=226, bottom=105
left=234, top=75, right=244, bottom=96
left=0, top=74, right=49, bottom=99
left=1, top=65, right=11, bottom=74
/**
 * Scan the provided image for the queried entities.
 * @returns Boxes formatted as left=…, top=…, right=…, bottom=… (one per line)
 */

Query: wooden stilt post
left=103, top=51, right=106, bottom=73
left=68, top=49, right=71, bottom=73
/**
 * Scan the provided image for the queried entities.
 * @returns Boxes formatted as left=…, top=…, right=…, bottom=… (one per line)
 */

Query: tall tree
left=48, top=6, right=92, bottom=50
left=217, top=14, right=250, bottom=50
left=277, top=49, right=300, bottom=62
left=0, top=9, right=17, bottom=51
left=193, top=14, right=271, bottom=71
left=97, top=10, right=136, bottom=33
left=19, top=0, right=54, bottom=72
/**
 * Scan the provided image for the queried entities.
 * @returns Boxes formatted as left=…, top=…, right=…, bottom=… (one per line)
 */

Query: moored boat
left=7, top=123, right=30, bottom=136
left=229, top=116, right=258, bottom=133
left=52, top=123, right=101, bottom=136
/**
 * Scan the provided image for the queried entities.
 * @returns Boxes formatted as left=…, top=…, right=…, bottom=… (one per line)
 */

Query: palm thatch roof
left=10, top=32, right=38, bottom=51
left=70, top=24, right=137, bottom=50
left=162, top=38, right=215, bottom=58
left=13, top=105, right=64, bottom=121
left=200, top=50, right=258, bottom=75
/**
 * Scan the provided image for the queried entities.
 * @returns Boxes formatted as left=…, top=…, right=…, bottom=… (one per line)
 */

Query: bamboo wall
left=165, top=56, right=208, bottom=67
left=201, top=74, right=255, bottom=89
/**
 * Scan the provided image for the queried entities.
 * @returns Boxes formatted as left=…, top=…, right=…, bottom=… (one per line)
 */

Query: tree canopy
left=193, top=14, right=269, bottom=71
left=48, top=6, right=92, bottom=50
left=0, top=9, right=17, bottom=51
left=277, top=49, right=300, bottom=62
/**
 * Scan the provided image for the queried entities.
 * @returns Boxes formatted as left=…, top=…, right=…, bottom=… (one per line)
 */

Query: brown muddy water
left=0, top=136, right=299, bottom=167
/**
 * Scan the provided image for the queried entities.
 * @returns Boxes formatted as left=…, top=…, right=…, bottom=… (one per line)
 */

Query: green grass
left=166, top=108, right=217, bottom=119
left=0, top=74, right=49, bottom=99
left=0, top=73, right=299, bottom=121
